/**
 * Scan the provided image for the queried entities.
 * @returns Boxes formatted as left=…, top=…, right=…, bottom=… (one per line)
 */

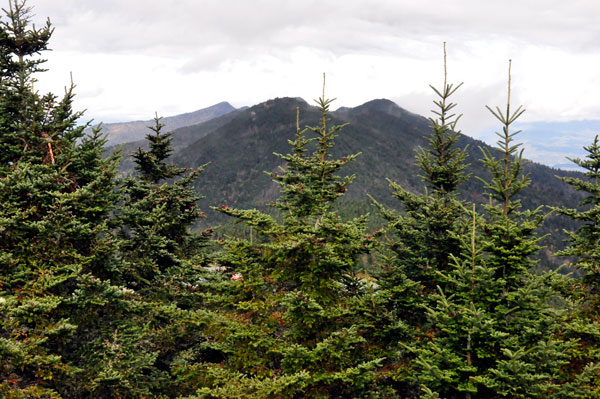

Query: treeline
left=1, top=1, right=599, bottom=398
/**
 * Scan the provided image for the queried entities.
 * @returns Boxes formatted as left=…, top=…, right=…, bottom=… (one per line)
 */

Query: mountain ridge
left=160, top=96, right=581, bottom=211
left=109, top=96, right=584, bottom=267
left=96, top=101, right=237, bottom=146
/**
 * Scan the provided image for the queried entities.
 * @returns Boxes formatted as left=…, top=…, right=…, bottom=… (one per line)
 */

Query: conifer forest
left=2, top=1, right=600, bottom=398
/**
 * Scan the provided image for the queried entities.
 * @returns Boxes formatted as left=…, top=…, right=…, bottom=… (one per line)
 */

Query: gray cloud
left=20, top=0, right=600, bottom=134
left=29, top=0, right=600, bottom=81
left=32, top=1, right=599, bottom=56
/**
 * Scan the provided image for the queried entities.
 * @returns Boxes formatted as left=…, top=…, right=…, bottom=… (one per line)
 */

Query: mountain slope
left=111, top=97, right=583, bottom=266
left=106, top=107, right=245, bottom=174
left=172, top=97, right=427, bottom=210
left=97, top=101, right=237, bottom=146
left=165, top=97, right=582, bottom=267
left=169, top=97, right=581, bottom=215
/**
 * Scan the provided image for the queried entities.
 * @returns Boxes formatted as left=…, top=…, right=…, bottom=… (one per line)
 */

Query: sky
left=23, top=0, right=600, bottom=151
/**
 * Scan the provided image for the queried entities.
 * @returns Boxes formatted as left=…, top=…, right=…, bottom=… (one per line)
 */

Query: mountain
left=106, top=107, right=245, bottom=174
left=112, top=97, right=585, bottom=267
left=478, top=119, right=600, bottom=170
left=96, top=101, right=237, bottom=146
left=168, top=97, right=581, bottom=214
left=172, top=97, right=426, bottom=211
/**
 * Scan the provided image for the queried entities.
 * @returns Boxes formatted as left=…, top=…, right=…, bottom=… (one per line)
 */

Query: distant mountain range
left=96, top=101, right=237, bottom=146
left=105, top=97, right=585, bottom=214
left=478, top=119, right=600, bottom=170
left=99, top=100, right=599, bottom=173
left=104, top=97, right=588, bottom=268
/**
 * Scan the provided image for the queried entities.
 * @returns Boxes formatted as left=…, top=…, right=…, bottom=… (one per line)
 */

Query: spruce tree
left=116, top=115, right=213, bottom=397
left=555, top=135, right=600, bottom=394
left=0, top=1, right=140, bottom=397
left=191, top=76, right=388, bottom=398
left=402, top=60, right=595, bottom=399
left=373, top=44, right=470, bottom=395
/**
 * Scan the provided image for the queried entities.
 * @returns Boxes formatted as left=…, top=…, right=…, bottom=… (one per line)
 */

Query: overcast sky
left=24, top=0, right=600, bottom=139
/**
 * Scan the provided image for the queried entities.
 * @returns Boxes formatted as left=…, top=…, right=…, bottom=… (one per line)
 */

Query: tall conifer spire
left=416, top=42, right=469, bottom=195
left=203, top=76, right=384, bottom=397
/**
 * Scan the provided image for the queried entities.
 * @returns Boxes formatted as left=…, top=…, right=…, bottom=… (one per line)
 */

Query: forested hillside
left=96, top=101, right=237, bottom=146
left=111, top=95, right=584, bottom=267
left=1, top=1, right=599, bottom=398
left=113, top=96, right=584, bottom=221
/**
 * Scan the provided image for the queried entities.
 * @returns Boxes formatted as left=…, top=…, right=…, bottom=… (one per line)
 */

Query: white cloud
left=20, top=0, right=600, bottom=135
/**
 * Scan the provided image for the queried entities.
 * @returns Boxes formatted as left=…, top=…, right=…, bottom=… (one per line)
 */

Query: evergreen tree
left=0, top=0, right=52, bottom=169
left=557, top=135, right=600, bottom=287
left=477, top=62, right=538, bottom=289
left=0, top=1, right=140, bottom=397
left=403, top=60, right=596, bottom=399
left=376, top=42, right=469, bottom=313
left=0, top=2, right=184, bottom=397
left=118, top=115, right=210, bottom=296
left=555, top=135, right=600, bottom=395
left=415, top=44, right=469, bottom=196
left=372, top=44, right=470, bottom=395
left=190, top=76, right=389, bottom=398
left=116, top=115, right=213, bottom=397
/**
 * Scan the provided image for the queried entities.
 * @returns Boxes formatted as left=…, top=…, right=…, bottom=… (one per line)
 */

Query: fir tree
left=554, top=135, right=600, bottom=395
left=403, top=60, right=596, bottom=399
left=192, top=76, right=389, bottom=398
left=557, top=135, right=600, bottom=287
left=119, top=115, right=210, bottom=295
left=0, top=2, right=170, bottom=397
left=415, top=43, right=469, bottom=196
left=477, top=61, right=538, bottom=289
left=376, top=42, right=469, bottom=311
left=372, top=44, right=470, bottom=395
left=116, top=115, right=213, bottom=396
left=0, top=0, right=52, bottom=169
left=0, top=1, right=139, bottom=397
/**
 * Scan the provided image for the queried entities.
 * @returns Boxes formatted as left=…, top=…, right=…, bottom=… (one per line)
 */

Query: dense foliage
left=1, top=1, right=599, bottom=398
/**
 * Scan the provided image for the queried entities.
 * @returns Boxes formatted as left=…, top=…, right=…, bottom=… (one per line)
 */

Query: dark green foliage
left=119, top=115, right=209, bottom=291
left=2, top=2, right=600, bottom=397
left=403, top=61, right=596, bottom=399
left=107, top=106, right=243, bottom=176
left=195, top=78, right=389, bottom=398
left=477, top=63, right=541, bottom=289
left=0, top=0, right=52, bottom=168
left=372, top=45, right=472, bottom=396
left=558, top=135, right=600, bottom=283
left=148, top=95, right=579, bottom=273
left=555, top=135, right=600, bottom=394
left=132, top=115, right=187, bottom=183
left=404, top=206, right=589, bottom=398
left=0, top=3, right=206, bottom=397
left=116, top=115, right=214, bottom=396
left=0, top=2, right=131, bottom=396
